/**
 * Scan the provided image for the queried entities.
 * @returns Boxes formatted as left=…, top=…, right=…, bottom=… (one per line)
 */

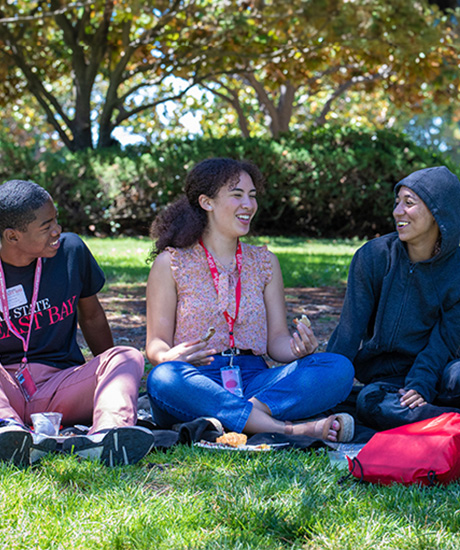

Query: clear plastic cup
left=30, top=412, right=63, bottom=436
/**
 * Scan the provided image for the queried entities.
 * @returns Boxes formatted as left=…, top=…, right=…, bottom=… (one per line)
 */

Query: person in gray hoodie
left=327, top=166, right=460, bottom=430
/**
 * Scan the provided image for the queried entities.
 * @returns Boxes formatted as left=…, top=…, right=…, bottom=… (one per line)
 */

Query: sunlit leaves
left=176, top=0, right=460, bottom=138
left=0, top=0, right=209, bottom=149
left=0, top=0, right=458, bottom=149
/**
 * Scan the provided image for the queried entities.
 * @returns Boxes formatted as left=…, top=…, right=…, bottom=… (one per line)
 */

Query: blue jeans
left=356, top=359, right=460, bottom=431
left=147, top=352, right=354, bottom=432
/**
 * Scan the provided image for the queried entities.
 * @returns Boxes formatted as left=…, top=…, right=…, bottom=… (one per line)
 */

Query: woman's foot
left=284, top=413, right=354, bottom=442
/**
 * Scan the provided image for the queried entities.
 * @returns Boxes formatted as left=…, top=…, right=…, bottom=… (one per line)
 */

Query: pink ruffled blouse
left=168, top=242, right=273, bottom=355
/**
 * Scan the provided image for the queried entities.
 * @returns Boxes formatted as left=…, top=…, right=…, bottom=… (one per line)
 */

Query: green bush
left=0, top=134, right=37, bottom=182
left=0, top=127, right=454, bottom=238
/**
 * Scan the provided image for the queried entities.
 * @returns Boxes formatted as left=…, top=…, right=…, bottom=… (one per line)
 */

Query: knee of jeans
left=327, top=354, right=355, bottom=395
left=147, top=362, right=184, bottom=399
left=356, top=384, right=387, bottom=421
left=356, top=383, right=406, bottom=430
left=337, top=355, right=355, bottom=383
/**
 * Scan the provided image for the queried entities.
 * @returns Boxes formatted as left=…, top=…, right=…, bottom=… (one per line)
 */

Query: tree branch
left=202, top=81, right=250, bottom=137
left=315, top=72, right=386, bottom=126
left=242, top=72, right=280, bottom=136
left=0, top=1, right=93, bottom=25
left=113, top=85, right=198, bottom=126
left=3, top=33, right=73, bottom=131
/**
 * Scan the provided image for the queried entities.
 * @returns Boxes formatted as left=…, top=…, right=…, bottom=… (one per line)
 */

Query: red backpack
left=347, top=412, right=460, bottom=486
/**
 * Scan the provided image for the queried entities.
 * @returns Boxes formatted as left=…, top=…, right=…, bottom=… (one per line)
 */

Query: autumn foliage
left=0, top=1, right=459, bottom=150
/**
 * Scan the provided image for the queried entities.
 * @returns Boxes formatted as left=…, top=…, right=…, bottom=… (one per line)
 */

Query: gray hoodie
left=327, top=166, right=460, bottom=402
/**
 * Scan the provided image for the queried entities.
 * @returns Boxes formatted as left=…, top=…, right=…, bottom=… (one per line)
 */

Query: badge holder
left=14, top=361, right=37, bottom=402
left=0, top=258, right=41, bottom=403
left=220, top=349, right=244, bottom=398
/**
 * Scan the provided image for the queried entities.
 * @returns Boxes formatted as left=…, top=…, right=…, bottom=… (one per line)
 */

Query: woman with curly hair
left=145, top=157, right=354, bottom=441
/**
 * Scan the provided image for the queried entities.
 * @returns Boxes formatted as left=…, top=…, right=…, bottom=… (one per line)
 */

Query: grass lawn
left=2, top=236, right=460, bottom=550
left=83, top=235, right=365, bottom=288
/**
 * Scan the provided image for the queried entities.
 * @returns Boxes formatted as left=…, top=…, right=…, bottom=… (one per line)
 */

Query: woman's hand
left=162, top=339, right=217, bottom=367
left=399, top=388, right=427, bottom=408
left=264, top=252, right=320, bottom=363
left=290, top=321, right=319, bottom=358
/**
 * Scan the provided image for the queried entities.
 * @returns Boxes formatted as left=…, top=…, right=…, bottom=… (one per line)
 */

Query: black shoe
left=0, top=421, right=32, bottom=467
left=30, top=433, right=58, bottom=464
left=62, top=426, right=155, bottom=466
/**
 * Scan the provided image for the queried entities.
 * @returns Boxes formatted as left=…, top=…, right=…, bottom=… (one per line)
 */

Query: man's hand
left=399, top=388, right=427, bottom=409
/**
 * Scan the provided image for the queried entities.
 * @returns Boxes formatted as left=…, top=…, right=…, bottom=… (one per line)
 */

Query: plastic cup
left=30, top=412, right=63, bottom=436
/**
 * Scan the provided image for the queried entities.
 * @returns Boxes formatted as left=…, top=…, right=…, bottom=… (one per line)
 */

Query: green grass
left=5, top=236, right=459, bottom=550
left=2, top=448, right=460, bottom=549
left=246, top=236, right=364, bottom=287
left=82, top=235, right=365, bottom=288
left=82, top=236, right=152, bottom=286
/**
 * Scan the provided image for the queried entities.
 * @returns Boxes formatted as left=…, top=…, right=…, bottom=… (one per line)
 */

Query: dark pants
left=356, top=359, right=460, bottom=431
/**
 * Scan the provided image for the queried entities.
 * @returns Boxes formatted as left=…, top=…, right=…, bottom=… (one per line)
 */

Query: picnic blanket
left=136, top=393, right=375, bottom=450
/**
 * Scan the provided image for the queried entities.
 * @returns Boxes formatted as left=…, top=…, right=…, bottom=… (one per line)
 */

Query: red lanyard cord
left=199, top=240, right=242, bottom=348
left=0, top=258, right=42, bottom=364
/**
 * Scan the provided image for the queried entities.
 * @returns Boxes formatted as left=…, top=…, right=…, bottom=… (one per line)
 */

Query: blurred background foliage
left=0, top=126, right=452, bottom=238
left=0, top=0, right=459, bottom=238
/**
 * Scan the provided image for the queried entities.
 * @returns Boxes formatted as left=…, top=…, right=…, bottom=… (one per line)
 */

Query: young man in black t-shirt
left=0, top=179, right=154, bottom=466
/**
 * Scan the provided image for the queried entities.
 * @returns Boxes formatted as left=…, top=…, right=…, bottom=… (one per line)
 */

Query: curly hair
left=149, top=158, right=264, bottom=257
left=0, top=180, right=51, bottom=236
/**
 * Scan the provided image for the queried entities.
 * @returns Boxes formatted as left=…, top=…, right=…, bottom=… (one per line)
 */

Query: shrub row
left=0, top=127, right=454, bottom=238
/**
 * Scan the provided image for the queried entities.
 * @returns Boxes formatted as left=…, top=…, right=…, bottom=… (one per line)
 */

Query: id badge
left=14, top=363, right=37, bottom=402
left=221, top=364, right=244, bottom=398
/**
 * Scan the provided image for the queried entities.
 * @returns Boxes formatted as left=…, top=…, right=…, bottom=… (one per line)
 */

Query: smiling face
left=200, top=171, right=258, bottom=239
left=5, top=199, right=62, bottom=266
left=393, top=185, right=440, bottom=261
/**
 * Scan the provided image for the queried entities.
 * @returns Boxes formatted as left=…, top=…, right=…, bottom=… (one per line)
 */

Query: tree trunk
left=204, top=81, right=251, bottom=138
left=244, top=73, right=296, bottom=138
left=277, top=83, right=295, bottom=134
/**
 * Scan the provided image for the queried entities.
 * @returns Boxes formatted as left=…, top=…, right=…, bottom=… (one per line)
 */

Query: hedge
left=0, top=126, right=454, bottom=238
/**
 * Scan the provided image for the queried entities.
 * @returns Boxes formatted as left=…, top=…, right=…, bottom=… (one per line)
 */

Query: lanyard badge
left=14, top=361, right=37, bottom=401
left=220, top=363, right=244, bottom=397
left=199, top=240, right=245, bottom=398
left=0, top=258, right=42, bottom=401
left=199, top=239, right=242, bottom=349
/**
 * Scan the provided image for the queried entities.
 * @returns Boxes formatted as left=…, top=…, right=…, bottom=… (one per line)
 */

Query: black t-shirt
left=0, top=233, right=105, bottom=369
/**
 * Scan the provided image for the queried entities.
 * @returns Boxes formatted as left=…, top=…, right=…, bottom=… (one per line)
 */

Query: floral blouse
left=168, top=241, right=273, bottom=355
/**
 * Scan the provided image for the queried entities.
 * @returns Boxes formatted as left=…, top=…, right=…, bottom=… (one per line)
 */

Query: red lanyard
left=199, top=240, right=242, bottom=348
left=0, top=258, right=42, bottom=365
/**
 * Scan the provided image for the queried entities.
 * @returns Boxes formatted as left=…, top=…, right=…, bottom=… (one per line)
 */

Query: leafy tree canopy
left=0, top=0, right=458, bottom=150
left=168, top=0, right=459, bottom=138
left=0, top=0, right=216, bottom=150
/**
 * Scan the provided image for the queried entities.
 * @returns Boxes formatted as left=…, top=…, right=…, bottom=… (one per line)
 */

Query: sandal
left=284, top=413, right=355, bottom=442
left=322, top=413, right=354, bottom=442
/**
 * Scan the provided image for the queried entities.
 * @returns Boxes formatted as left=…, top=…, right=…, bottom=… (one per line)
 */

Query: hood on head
left=394, top=166, right=460, bottom=257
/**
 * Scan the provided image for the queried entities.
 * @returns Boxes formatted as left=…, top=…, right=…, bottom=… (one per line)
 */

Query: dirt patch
left=97, top=284, right=148, bottom=352
left=78, top=284, right=345, bottom=390
left=284, top=286, right=345, bottom=351
left=86, top=284, right=346, bottom=350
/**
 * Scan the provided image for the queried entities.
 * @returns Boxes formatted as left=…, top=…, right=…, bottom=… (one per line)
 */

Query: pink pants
left=0, top=346, right=144, bottom=434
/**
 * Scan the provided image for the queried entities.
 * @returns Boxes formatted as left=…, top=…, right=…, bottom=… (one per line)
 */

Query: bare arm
left=264, top=252, right=318, bottom=363
left=145, top=251, right=216, bottom=366
left=77, top=294, right=114, bottom=356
